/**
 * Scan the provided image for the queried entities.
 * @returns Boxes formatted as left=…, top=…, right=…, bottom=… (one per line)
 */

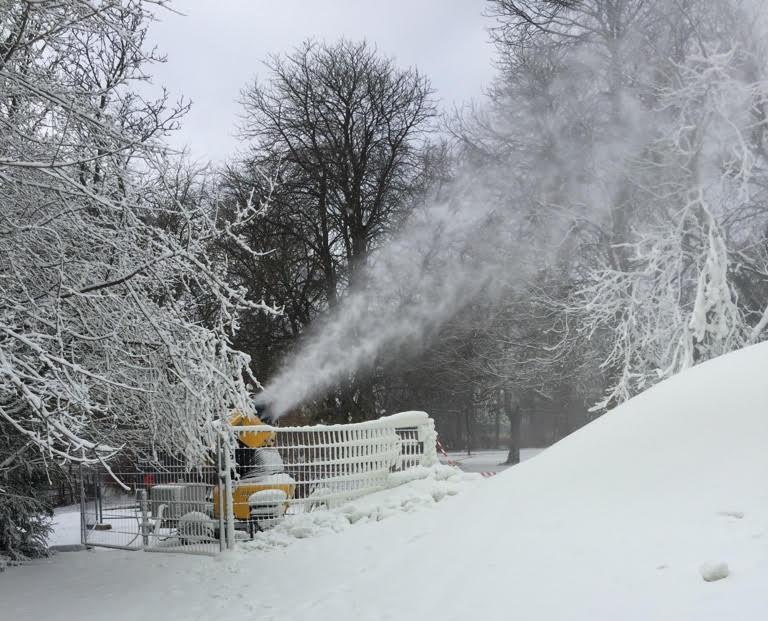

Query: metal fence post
left=222, top=431, right=235, bottom=550
left=138, top=489, right=149, bottom=548
left=216, top=432, right=226, bottom=553
left=79, top=464, right=87, bottom=546
left=95, top=475, right=103, bottom=524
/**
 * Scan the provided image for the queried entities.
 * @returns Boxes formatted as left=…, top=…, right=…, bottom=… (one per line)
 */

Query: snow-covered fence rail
left=228, top=411, right=437, bottom=527
left=80, top=411, right=436, bottom=555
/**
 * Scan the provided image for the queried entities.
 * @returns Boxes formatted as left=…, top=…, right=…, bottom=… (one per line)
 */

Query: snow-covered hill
left=3, top=343, right=768, bottom=620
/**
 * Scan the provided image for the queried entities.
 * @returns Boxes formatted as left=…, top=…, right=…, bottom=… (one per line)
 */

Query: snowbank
left=3, top=343, right=768, bottom=620
left=241, top=464, right=479, bottom=551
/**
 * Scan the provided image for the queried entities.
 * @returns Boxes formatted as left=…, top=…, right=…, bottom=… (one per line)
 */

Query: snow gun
left=147, top=404, right=296, bottom=544
left=211, top=407, right=296, bottom=529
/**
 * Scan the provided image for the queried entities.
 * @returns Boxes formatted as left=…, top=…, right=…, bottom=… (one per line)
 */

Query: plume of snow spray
left=257, top=74, right=650, bottom=419
left=258, top=174, right=543, bottom=418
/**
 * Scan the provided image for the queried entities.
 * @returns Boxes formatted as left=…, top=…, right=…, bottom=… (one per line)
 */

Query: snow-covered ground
left=3, top=342, right=768, bottom=620
left=442, top=448, right=544, bottom=473
left=47, top=504, right=83, bottom=548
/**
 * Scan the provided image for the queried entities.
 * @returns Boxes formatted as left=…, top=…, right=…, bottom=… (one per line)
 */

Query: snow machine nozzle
left=252, top=394, right=275, bottom=425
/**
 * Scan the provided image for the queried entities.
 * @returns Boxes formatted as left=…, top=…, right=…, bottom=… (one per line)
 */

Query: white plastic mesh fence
left=231, top=411, right=437, bottom=525
left=80, top=411, right=437, bottom=555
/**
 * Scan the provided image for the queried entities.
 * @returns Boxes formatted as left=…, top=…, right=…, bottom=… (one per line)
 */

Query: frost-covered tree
left=480, top=0, right=768, bottom=411
left=562, top=3, right=768, bottom=408
left=0, top=1, right=276, bottom=558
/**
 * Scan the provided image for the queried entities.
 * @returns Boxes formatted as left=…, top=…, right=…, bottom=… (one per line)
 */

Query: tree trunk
left=356, top=372, right=378, bottom=422
left=464, top=392, right=473, bottom=455
left=504, top=389, right=521, bottom=465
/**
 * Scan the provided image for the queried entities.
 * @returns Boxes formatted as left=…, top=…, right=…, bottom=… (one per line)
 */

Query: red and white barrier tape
left=435, top=438, right=455, bottom=464
left=436, top=438, right=497, bottom=477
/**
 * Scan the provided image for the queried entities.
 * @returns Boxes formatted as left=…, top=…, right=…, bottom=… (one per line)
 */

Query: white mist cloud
left=259, top=173, right=542, bottom=418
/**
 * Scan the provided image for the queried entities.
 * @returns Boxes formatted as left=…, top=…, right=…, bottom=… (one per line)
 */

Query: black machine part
left=252, top=396, right=274, bottom=424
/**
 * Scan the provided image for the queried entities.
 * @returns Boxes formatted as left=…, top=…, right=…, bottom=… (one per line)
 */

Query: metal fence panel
left=78, top=435, right=227, bottom=556
left=79, top=411, right=437, bottom=555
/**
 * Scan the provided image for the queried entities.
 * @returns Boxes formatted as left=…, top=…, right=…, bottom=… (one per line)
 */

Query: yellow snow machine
left=212, top=412, right=296, bottom=533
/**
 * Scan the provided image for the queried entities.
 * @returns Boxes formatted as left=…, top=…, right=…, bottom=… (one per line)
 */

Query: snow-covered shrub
left=0, top=456, right=52, bottom=562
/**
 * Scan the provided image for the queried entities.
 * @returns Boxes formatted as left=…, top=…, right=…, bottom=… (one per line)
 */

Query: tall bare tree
left=224, top=39, right=436, bottom=420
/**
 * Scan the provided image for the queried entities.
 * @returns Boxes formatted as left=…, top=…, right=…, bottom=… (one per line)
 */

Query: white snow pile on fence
left=3, top=342, right=768, bottom=621
left=241, top=464, right=480, bottom=551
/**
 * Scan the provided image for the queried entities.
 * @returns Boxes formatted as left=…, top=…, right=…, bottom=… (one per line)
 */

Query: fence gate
left=79, top=411, right=437, bottom=556
left=80, top=467, right=144, bottom=551
left=79, top=434, right=229, bottom=556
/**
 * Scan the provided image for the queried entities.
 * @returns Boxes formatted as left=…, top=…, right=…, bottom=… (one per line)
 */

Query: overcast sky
left=147, top=1, right=496, bottom=164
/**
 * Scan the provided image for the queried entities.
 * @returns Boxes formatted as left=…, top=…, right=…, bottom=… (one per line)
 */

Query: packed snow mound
left=241, top=465, right=479, bottom=551
left=497, top=340, right=768, bottom=505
